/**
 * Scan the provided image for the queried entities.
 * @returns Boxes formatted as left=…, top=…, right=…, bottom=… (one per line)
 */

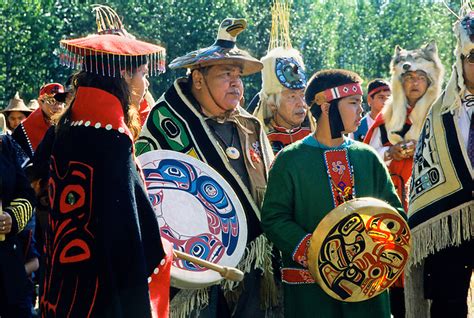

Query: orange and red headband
left=368, top=85, right=390, bottom=97
left=313, top=83, right=363, bottom=106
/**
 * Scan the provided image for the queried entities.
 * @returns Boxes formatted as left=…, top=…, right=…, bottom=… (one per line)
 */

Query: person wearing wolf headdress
left=137, top=18, right=278, bottom=318
left=262, top=69, right=404, bottom=318
left=364, top=41, right=444, bottom=318
left=364, top=42, right=444, bottom=212
left=405, top=7, right=474, bottom=318
left=39, top=5, right=172, bottom=317
left=253, top=1, right=314, bottom=154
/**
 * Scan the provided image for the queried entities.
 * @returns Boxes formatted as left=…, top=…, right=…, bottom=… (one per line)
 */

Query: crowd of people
left=0, top=3, right=472, bottom=318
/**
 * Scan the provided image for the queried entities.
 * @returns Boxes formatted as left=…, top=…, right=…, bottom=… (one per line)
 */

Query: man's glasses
left=402, top=72, right=428, bottom=83
left=464, top=53, right=474, bottom=64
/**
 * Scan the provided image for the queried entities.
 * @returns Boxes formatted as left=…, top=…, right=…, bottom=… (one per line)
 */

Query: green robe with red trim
left=261, top=136, right=403, bottom=318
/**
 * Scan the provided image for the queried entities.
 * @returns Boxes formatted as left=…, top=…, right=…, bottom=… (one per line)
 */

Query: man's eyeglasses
left=463, top=53, right=474, bottom=64
left=402, top=72, right=428, bottom=83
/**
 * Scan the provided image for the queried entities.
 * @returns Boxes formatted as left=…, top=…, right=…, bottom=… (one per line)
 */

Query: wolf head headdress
left=382, top=41, right=444, bottom=144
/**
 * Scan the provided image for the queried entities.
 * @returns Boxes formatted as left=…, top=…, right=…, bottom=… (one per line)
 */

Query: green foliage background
left=0, top=0, right=464, bottom=108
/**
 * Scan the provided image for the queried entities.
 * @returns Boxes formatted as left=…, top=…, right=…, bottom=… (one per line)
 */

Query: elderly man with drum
left=138, top=18, right=277, bottom=318
left=262, top=69, right=410, bottom=318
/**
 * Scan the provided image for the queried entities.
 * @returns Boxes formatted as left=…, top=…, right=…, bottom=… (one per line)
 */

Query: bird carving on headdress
left=168, top=17, right=263, bottom=75
left=168, top=18, right=248, bottom=68
left=216, top=18, right=247, bottom=46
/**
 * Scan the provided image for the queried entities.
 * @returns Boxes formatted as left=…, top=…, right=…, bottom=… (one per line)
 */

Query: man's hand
left=0, top=212, right=13, bottom=235
left=389, top=140, right=417, bottom=161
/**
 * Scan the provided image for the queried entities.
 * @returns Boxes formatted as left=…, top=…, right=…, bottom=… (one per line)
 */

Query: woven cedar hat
left=3, top=92, right=32, bottom=113
left=168, top=18, right=262, bottom=76
left=59, top=5, right=166, bottom=76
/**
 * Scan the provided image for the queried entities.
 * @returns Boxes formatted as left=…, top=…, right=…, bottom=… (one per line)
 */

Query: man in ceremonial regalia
left=262, top=69, right=404, bottom=318
left=137, top=18, right=278, bottom=318
left=252, top=1, right=314, bottom=154
left=350, top=79, right=390, bottom=142
left=364, top=42, right=444, bottom=212
left=405, top=8, right=474, bottom=318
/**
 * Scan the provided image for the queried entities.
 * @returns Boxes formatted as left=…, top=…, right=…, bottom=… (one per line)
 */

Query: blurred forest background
left=0, top=0, right=466, bottom=108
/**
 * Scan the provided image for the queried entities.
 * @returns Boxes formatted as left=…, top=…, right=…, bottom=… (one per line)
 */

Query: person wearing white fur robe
left=363, top=41, right=444, bottom=318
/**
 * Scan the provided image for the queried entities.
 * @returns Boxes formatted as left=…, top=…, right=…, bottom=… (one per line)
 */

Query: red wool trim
left=368, top=85, right=390, bottom=97
left=323, top=149, right=355, bottom=207
left=281, top=268, right=315, bottom=285
left=292, top=233, right=312, bottom=267
left=148, top=239, right=173, bottom=317
left=70, top=87, right=133, bottom=142
left=313, top=83, right=363, bottom=105
left=21, top=108, right=50, bottom=153
left=267, top=126, right=311, bottom=145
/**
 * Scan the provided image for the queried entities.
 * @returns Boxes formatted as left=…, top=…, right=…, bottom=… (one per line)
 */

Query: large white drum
left=138, top=150, right=247, bottom=289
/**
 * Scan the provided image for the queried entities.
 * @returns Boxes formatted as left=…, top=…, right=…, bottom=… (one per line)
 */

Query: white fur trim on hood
left=382, top=41, right=445, bottom=144
left=260, top=47, right=305, bottom=97
left=443, top=10, right=474, bottom=113
left=255, top=47, right=306, bottom=127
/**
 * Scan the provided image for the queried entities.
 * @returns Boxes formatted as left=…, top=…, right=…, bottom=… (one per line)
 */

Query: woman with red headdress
left=40, top=5, right=171, bottom=317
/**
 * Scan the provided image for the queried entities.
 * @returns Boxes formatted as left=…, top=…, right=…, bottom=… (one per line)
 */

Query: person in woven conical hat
left=2, top=92, right=32, bottom=132
left=252, top=1, right=315, bottom=154
left=138, top=17, right=278, bottom=318
left=405, top=7, right=474, bottom=318
left=34, top=5, right=171, bottom=317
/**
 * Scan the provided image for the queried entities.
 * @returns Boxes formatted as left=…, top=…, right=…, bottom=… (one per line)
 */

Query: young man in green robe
left=261, top=69, right=404, bottom=318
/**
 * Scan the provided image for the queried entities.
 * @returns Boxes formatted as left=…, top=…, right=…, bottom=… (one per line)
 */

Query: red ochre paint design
left=317, top=212, right=409, bottom=301
left=41, top=157, right=98, bottom=317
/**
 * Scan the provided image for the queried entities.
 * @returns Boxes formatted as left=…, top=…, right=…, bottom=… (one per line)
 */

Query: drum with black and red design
left=138, top=150, right=247, bottom=289
left=307, top=197, right=411, bottom=302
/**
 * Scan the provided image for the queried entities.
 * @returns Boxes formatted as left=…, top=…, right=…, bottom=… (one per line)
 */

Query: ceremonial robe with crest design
left=262, top=137, right=403, bottom=318
left=41, top=87, right=168, bottom=318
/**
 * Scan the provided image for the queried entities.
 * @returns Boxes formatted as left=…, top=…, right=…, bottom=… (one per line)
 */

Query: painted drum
left=138, top=150, right=247, bottom=289
left=307, top=197, right=411, bottom=302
